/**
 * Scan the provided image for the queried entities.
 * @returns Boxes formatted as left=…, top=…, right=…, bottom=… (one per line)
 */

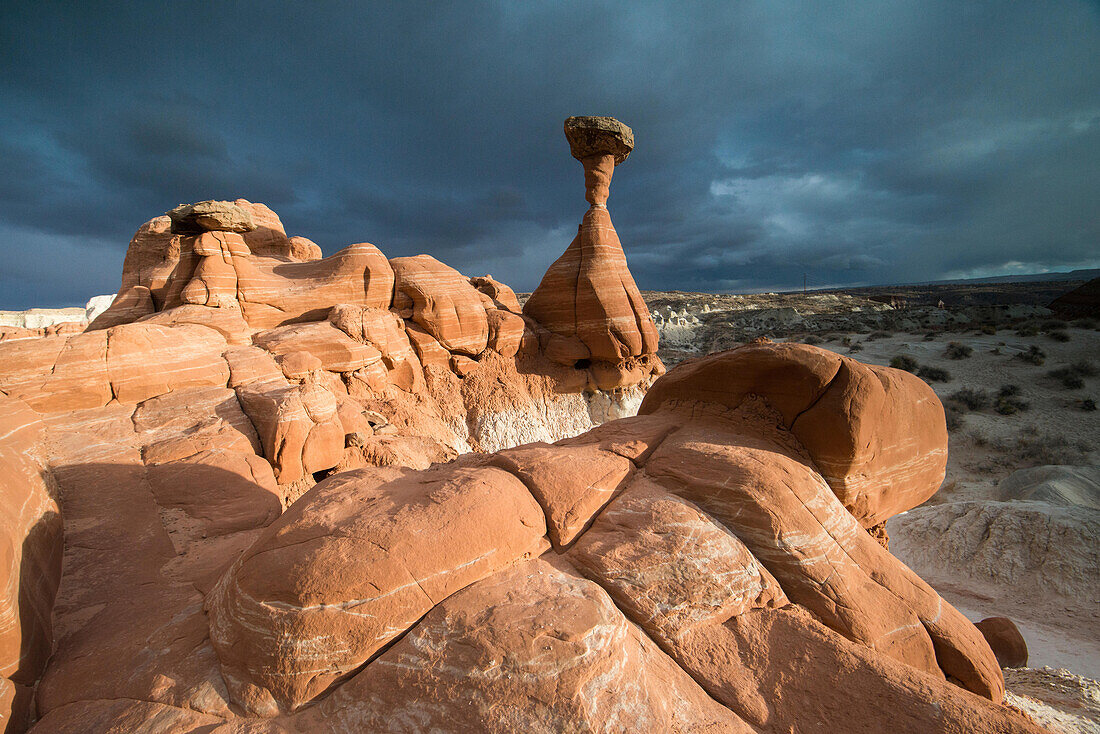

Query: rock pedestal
left=523, top=116, right=660, bottom=385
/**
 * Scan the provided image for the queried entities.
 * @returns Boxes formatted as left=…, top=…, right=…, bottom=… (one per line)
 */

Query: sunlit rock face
left=0, top=119, right=1043, bottom=734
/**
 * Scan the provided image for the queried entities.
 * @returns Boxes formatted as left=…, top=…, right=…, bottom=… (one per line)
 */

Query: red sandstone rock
left=283, top=559, right=751, bottom=732
left=107, top=322, right=231, bottom=405
left=205, top=464, right=547, bottom=714
left=404, top=322, right=451, bottom=369
left=253, top=321, right=381, bottom=373
left=492, top=441, right=634, bottom=549
left=0, top=156, right=1045, bottom=732
left=569, top=479, right=787, bottom=639
left=470, top=274, right=522, bottom=313
left=485, top=308, right=525, bottom=357
left=976, top=617, right=1029, bottom=668
left=145, top=449, right=281, bottom=536
left=234, top=242, right=395, bottom=330
left=523, top=117, right=659, bottom=369
left=85, top=285, right=154, bottom=330
left=329, top=304, right=422, bottom=389
left=236, top=378, right=345, bottom=484
left=391, top=255, right=489, bottom=355
left=640, top=341, right=948, bottom=528
left=0, top=397, right=61, bottom=728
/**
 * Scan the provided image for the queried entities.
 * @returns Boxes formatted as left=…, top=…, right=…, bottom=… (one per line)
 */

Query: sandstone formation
left=0, top=120, right=1048, bottom=733
left=0, top=329, right=1047, bottom=732
left=976, top=617, right=1029, bottom=668
left=523, top=116, right=661, bottom=389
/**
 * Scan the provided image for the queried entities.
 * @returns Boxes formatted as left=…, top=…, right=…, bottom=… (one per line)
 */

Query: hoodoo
left=523, top=116, right=661, bottom=389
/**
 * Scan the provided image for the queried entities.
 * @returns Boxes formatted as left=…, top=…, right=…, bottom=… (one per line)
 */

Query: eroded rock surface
left=0, top=118, right=1045, bottom=733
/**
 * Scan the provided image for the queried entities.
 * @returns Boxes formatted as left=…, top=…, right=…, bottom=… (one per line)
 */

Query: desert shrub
left=1047, top=330, right=1071, bottom=342
left=1007, top=430, right=1090, bottom=466
left=1075, top=360, right=1099, bottom=376
left=1016, top=345, right=1046, bottom=366
left=867, top=330, right=893, bottom=341
left=989, top=347, right=1002, bottom=355
left=993, top=386, right=1028, bottom=415
left=841, top=336, right=853, bottom=347
left=979, top=324, right=997, bottom=335
left=917, top=365, right=951, bottom=383
left=968, top=428, right=989, bottom=447
left=1015, top=322, right=1040, bottom=337
left=944, top=403, right=966, bottom=431
left=944, top=342, right=973, bottom=360
left=948, top=388, right=990, bottom=411
left=848, top=341, right=863, bottom=353
left=922, top=332, right=937, bottom=341
left=802, top=334, right=823, bottom=345
left=995, top=395, right=1029, bottom=414
left=1082, top=398, right=1097, bottom=412
left=890, top=355, right=918, bottom=372
left=1048, top=360, right=1096, bottom=389
left=1050, top=370, right=1085, bottom=389
left=1071, top=318, right=1097, bottom=329
left=1041, top=319, right=1067, bottom=331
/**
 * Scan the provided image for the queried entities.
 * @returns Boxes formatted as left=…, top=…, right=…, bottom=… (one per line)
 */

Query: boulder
left=205, top=464, right=547, bottom=714
left=975, top=617, right=1028, bottom=668
left=391, top=255, right=489, bottom=355
left=485, top=308, right=525, bottom=357
left=470, top=275, right=522, bottom=313
left=167, top=200, right=255, bottom=234
left=563, top=115, right=634, bottom=165
left=640, top=342, right=948, bottom=528
left=491, top=441, right=634, bottom=549
left=235, top=379, right=345, bottom=483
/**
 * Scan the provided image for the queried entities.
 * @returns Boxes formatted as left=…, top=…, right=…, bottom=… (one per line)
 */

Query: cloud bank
left=1, top=1, right=1098, bottom=307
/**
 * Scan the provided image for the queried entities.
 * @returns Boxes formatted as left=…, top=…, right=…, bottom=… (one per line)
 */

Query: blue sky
left=1, top=1, right=1098, bottom=308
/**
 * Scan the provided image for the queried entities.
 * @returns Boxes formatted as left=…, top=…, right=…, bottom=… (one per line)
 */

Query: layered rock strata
left=523, top=116, right=661, bottom=388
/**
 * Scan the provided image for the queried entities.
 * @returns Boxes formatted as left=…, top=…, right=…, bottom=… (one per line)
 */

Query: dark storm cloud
left=1, top=0, right=1098, bottom=308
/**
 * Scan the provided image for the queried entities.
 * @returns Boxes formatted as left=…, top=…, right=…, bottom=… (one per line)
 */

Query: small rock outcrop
left=1048, top=276, right=1100, bottom=318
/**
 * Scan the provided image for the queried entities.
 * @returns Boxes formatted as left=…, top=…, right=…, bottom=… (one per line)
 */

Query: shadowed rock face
left=0, top=121, right=1043, bottom=732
